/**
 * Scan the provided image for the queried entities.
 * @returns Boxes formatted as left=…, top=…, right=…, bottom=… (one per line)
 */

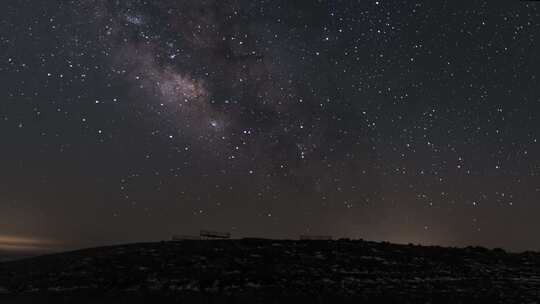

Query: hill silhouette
left=1, top=239, right=540, bottom=303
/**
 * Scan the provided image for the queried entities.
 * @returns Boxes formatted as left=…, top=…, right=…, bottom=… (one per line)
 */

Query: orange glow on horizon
left=0, top=235, right=59, bottom=251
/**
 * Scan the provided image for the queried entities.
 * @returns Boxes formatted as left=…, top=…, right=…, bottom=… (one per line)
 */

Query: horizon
left=1, top=231, right=535, bottom=257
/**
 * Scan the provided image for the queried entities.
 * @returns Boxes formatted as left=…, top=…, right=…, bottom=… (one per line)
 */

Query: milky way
left=2, top=0, right=540, bottom=251
left=82, top=0, right=377, bottom=182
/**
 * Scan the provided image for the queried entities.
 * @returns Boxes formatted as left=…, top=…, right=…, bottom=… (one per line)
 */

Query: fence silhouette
left=200, top=230, right=231, bottom=239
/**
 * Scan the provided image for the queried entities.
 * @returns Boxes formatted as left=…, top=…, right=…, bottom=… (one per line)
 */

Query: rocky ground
left=1, top=239, right=540, bottom=303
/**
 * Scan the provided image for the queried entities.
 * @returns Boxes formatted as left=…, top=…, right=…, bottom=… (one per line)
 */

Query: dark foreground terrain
left=1, top=239, right=540, bottom=303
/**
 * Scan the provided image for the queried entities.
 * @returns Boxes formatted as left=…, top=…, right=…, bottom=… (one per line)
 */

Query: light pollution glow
left=0, top=235, right=59, bottom=252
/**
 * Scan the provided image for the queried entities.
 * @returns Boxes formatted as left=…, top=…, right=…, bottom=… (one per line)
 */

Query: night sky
left=1, top=0, right=540, bottom=252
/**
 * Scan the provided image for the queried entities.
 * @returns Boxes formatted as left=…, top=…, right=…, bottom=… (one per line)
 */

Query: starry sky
left=1, top=0, right=540, bottom=252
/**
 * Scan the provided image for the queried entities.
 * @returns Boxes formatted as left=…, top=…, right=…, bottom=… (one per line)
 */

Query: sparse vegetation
left=1, top=239, right=540, bottom=303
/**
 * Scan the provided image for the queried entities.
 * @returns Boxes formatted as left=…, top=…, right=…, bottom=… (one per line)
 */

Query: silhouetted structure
left=171, top=235, right=200, bottom=241
left=200, top=230, right=231, bottom=239
left=299, top=235, right=333, bottom=240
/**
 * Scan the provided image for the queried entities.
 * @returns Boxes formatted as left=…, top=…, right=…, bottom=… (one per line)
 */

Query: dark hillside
left=1, top=239, right=540, bottom=303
